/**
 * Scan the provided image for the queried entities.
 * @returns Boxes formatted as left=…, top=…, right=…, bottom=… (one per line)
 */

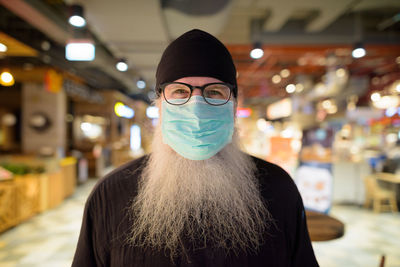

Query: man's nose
left=192, top=88, right=202, bottom=96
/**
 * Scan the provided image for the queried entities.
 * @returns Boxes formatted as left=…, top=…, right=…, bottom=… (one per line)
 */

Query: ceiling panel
left=0, top=32, right=38, bottom=57
left=77, top=0, right=168, bottom=42
left=126, top=52, right=162, bottom=68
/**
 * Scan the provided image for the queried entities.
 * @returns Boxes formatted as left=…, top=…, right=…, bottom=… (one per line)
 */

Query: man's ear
left=155, top=98, right=161, bottom=108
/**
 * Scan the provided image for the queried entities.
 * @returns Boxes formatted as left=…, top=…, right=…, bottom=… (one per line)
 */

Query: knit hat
left=156, top=29, right=237, bottom=97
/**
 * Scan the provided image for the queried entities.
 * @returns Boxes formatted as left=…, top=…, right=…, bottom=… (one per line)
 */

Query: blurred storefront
left=237, top=72, right=400, bottom=212
left=0, top=31, right=155, bottom=234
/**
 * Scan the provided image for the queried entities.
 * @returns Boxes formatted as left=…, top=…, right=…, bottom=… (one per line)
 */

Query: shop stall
left=72, top=89, right=152, bottom=174
left=238, top=70, right=400, bottom=212
left=0, top=155, right=77, bottom=233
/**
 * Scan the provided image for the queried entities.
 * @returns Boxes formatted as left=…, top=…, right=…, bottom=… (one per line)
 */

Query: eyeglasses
left=158, top=82, right=234, bottom=106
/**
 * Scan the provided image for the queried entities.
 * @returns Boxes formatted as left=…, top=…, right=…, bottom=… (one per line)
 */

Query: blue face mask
left=161, top=96, right=234, bottom=160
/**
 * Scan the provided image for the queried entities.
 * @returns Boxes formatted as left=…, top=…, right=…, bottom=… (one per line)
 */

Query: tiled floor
left=313, top=205, right=400, bottom=267
left=1, top=179, right=399, bottom=267
left=0, top=179, right=96, bottom=267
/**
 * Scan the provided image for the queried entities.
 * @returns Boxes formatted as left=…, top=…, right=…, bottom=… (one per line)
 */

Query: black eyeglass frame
left=158, top=82, right=235, bottom=106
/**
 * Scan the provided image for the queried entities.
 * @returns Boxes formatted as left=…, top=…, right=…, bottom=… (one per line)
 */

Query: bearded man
left=72, top=29, right=319, bottom=267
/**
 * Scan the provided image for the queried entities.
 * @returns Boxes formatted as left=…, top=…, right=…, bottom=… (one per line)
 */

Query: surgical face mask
left=161, top=96, right=234, bottom=160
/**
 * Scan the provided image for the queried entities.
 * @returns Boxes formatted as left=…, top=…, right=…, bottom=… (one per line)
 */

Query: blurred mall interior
left=0, top=0, right=400, bottom=266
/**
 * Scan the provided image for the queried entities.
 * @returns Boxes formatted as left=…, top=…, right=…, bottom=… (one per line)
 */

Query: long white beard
left=128, top=124, right=271, bottom=258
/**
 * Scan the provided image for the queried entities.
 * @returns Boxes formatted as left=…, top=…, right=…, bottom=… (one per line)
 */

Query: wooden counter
left=0, top=156, right=77, bottom=233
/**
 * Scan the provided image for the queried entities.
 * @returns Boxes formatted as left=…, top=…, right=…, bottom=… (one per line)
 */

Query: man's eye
left=168, top=88, right=190, bottom=99
left=172, top=89, right=188, bottom=94
left=205, top=87, right=228, bottom=99
left=208, top=90, right=222, bottom=96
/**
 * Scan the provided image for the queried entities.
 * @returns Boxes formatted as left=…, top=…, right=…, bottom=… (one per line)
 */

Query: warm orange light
left=0, top=71, right=15, bottom=86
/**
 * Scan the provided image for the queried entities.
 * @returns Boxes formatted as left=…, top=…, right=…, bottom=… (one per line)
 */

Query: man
left=72, top=29, right=319, bottom=267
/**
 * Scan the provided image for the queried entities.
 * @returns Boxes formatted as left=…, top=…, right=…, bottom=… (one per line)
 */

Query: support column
left=22, top=83, right=66, bottom=156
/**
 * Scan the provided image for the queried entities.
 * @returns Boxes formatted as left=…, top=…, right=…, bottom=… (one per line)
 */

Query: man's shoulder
left=250, top=155, right=299, bottom=200
left=101, top=155, right=149, bottom=184
left=250, top=155, right=292, bottom=181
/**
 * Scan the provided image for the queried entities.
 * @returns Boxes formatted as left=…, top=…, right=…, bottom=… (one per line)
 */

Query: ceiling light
left=280, top=69, right=290, bottom=78
left=373, top=95, right=400, bottom=109
left=352, top=43, right=366, bottom=58
left=250, top=43, right=264, bottom=59
left=320, top=99, right=337, bottom=114
left=271, top=74, right=281, bottom=84
left=0, top=71, right=15, bottom=86
left=327, top=105, right=338, bottom=114
left=250, top=48, right=263, bottom=59
left=286, top=84, right=296, bottom=94
left=65, top=39, right=95, bottom=61
left=41, top=54, right=51, bottom=64
left=0, top=42, right=7, bottom=52
left=146, top=106, right=159, bottom=119
left=116, top=59, right=128, bottom=72
left=2, top=113, right=16, bottom=126
left=69, top=15, right=86, bottom=27
left=336, top=68, right=346, bottom=78
left=68, top=5, right=86, bottom=27
left=371, top=92, right=381, bottom=102
left=41, top=41, right=51, bottom=51
left=295, top=83, right=304, bottom=92
left=137, top=78, right=146, bottom=89
left=396, top=83, right=400, bottom=93
left=347, top=102, right=356, bottom=111
left=322, top=99, right=332, bottom=109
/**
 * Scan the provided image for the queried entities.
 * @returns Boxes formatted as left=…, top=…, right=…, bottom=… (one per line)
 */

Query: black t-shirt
left=72, top=155, right=319, bottom=267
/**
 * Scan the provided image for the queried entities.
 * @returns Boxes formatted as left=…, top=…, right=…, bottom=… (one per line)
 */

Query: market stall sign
left=236, top=107, right=252, bottom=118
left=44, top=69, right=63, bottom=93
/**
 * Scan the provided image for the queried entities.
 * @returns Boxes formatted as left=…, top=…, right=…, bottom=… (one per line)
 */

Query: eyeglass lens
left=163, top=83, right=231, bottom=105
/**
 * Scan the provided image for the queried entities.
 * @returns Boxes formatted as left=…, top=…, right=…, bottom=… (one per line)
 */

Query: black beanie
left=156, top=29, right=237, bottom=97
